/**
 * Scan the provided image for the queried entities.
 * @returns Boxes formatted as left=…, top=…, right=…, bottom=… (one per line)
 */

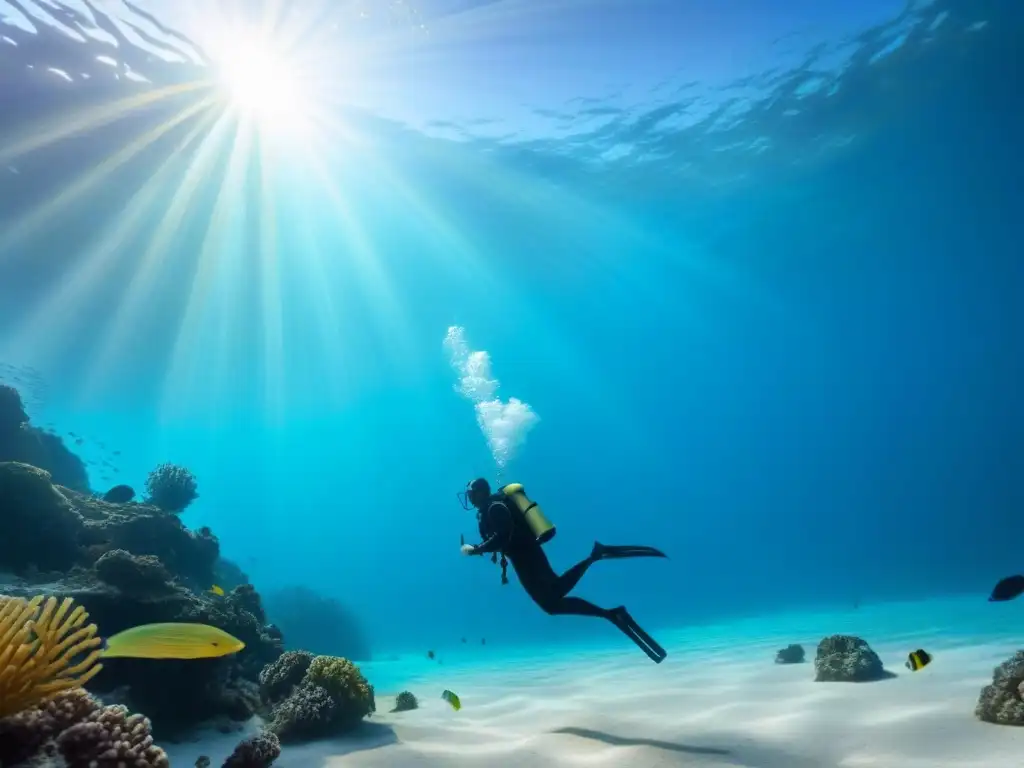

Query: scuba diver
left=458, top=478, right=668, bottom=663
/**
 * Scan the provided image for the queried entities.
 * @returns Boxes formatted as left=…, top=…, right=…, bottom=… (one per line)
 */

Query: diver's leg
left=539, top=595, right=611, bottom=619
left=552, top=555, right=598, bottom=598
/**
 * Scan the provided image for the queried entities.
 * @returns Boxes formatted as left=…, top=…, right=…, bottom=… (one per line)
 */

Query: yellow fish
left=210, top=585, right=225, bottom=597
left=102, top=623, right=245, bottom=659
left=441, top=689, right=461, bottom=711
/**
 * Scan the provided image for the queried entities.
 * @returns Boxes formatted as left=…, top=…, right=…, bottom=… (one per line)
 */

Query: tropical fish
left=195, top=758, right=211, bottom=768
left=441, top=689, right=461, bottom=711
left=905, top=649, right=931, bottom=671
left=210, top=585, right=225, bottom=597
left=989, top=575, right=1024, bottom=602
left=102, top=623, right=245, bottom=659
left=102, top=484, right=135, bottom=503
left=427, top=650, right=435, bottom=660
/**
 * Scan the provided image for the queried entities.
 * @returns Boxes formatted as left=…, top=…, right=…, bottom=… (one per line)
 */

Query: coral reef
left=222, top=730, right=281, bottom=767
left=263, top=585, right=372, bottom=660
left=0, top=386, right=89, bottom=492
left=775, top=644, right=805, bottom=664
left=975, top=650, right=1024, bottom=725
left=0, top=384, right=376, bottom=743
left=392, top=691, right=418, bottom=712
left=260, top=654, right=375, bottom=743
left=145, top=462, right=199, bottom=512
left=814, top=635, right=891, bottom=682
left=0, top=460, right=283, bottom=733
left=0, top=689, right=169, bottom=767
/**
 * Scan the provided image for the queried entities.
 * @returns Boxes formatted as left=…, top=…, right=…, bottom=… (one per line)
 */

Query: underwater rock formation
left=0, top=689, right=169, bottom=767
left=814, top=635, right=891, bottom=682
left=0, top=462, right=83, bottom=573
left=0, top=460, right=220, bottom=585
left=94, top=549, right=176, bottom=596
left=222, top=730, right=281, bottom=767
left=975, top=650, right=1024, bottom=725
left=145, top=462, right=199, bottom=512
left=775, top=644, right=805, bottom=664
left=392, top=691, right=418, bottom=712
left=0, top=385, right=90, bottom=492
left=263, top=585, right=372, bottom=660
left=259, top=653, right=375, bottom=743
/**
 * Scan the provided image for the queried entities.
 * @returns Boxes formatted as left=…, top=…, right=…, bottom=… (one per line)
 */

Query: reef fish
left=905, top=649, right=931, bottom=671
left=441, top=689, right=461, bottom=711
left=989, top=575, right=1024, bottom=602
left=102, top=484, right=135, bottom=503
left=210, top=585, right=225, bottom=597
left=102, top=623, right=245, bottom=659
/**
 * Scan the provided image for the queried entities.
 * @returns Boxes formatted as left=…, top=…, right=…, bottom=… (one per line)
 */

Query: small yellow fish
left=102, top=623, right=245, bottom=659
left=441, top=689, right=461, bottom=711
left=210, top=585, right=225, bottom=597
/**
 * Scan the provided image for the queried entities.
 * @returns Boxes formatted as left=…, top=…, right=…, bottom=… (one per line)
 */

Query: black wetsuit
left=472, top=492, right=608, bottom=619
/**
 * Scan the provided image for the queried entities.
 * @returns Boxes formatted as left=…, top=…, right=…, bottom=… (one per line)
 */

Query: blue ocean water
left=0, top=0, right=1020, bottom=669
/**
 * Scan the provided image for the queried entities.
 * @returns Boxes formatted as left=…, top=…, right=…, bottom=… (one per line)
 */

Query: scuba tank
left=500, top=483, right=555, bottom=544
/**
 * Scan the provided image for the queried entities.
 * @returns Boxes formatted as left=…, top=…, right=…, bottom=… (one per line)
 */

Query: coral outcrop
left=222, top=730, right=281, bottom=767
left=392, top=691, right=418, bottom=712
left=813, top=635, right=890, bottom=682
left=0, top=688, right=169, bottom=767
left=775, top=643, right=805, bottom=664
left=259, top=653, right=375, bottom=743
left=975, top=650, right=1024, bottom=725
left=145, top=462, right=199, bottom=512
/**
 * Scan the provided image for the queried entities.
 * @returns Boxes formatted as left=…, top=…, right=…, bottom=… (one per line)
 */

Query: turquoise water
left=0, top=0, right=1021, bottom=665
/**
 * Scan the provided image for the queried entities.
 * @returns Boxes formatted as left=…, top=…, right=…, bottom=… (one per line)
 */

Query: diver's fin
left=592, top=542, right=668, bottom=560
left=609, top=606, right=667, bottom=663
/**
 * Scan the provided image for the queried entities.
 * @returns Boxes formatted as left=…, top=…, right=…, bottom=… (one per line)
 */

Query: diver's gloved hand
left=460, top=544, right=478, bottom=556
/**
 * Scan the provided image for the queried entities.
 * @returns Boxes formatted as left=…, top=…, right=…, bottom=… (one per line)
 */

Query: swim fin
left=609, top=606, right=667, bottom=663
left=592, top=542, right=668, bottom=560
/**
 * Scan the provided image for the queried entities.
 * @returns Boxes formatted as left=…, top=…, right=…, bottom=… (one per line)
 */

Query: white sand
left=165, top=599, right=1024, bottom=767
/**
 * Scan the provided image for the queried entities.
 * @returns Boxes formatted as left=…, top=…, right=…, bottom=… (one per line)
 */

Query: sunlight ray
left=285, top=209, right=350, bottom=399
left=80, top=107, right=238, bottom=397
left=0, top=80, right=213, bottom=166
left=0, top=96, right=218, bottom=258
left=1, top=109, right=225, bottom=368
left=302, top=160, right=412, bottom=358
left=158, top=119, right=257, bottom=421
left=256, top=135, right=286, bottom=423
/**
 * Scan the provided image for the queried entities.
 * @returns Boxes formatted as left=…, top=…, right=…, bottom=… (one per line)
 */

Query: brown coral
left=57, top=703, right=169, bottom=767
left=0, top=596, right=103, bottom=718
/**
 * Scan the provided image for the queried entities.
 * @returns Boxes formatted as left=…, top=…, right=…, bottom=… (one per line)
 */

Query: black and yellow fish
left=906, top=648, right=931, bottom=671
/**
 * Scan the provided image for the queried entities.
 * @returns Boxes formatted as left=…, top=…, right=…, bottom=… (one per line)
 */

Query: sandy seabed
left=166, top=598, right=1024, bottom=767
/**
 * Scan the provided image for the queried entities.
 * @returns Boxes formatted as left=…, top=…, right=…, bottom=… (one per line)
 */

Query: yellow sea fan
left=0, top=595, right=104, bottom=718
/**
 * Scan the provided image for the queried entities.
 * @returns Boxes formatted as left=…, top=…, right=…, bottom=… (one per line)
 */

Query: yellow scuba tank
left=501, top=483, right=555, bottom=544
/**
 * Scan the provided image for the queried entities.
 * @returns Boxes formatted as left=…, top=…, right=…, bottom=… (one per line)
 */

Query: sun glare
left=215, top=35, right=312, bottom=138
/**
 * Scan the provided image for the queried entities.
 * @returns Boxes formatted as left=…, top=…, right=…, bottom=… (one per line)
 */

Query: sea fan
left=0, top=596, right=104, bottom=717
